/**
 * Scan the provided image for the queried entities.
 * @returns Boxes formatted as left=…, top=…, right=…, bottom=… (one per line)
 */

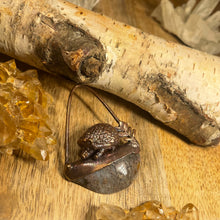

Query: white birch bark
left=0, top=0, right=219, bottom=145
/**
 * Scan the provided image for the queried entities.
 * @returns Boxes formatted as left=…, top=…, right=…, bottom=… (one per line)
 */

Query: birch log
left=0, top=0, right=219, bottom=146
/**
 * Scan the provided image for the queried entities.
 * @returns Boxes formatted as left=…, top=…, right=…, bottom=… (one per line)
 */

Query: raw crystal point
left=151, top=0, right=220, bottom=54
left=96, top=201, right=199, bottom=220
left=129, top=201, right=166, bottom=219
left=0, top=60, right=56, bottom=160
left=177, top=203, right=199, bottom=220
left=0, top=104, right=17, bottom=146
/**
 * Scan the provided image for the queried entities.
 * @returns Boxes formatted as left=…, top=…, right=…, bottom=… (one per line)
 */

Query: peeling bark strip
left=34, top=14, right=106, bottom=81
left=147, top=74, right=220, bottom=146
left=0, top=1, right=106, bottom=82
left=0, top=0, right=220, bottom=145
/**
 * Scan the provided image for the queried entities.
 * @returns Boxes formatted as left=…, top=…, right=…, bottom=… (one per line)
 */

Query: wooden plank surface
left=0, top=0, right=219, bottom=219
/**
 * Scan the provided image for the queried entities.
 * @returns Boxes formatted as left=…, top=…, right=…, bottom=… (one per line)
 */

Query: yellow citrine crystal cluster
left=96, top=201, right=199, bottom=220
left=0, top=60, right=56, bottom=160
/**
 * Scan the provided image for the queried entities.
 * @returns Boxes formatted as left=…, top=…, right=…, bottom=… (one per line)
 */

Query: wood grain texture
left=0, top=70, right=170, bottom=220
left=159, top=129, right=220, bottom=220
left=0, top=0, right=219, bottom=219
